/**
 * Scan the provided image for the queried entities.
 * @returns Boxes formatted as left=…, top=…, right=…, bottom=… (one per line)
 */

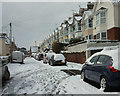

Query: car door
left=85, top=55, right=99, bottom=81
left=91, top=55, right=109, bottom=83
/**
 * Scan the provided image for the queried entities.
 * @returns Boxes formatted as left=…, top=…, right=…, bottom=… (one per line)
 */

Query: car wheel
left=4, top=67, right=10, bottom=80
left=50, top=61, right=53, bottom=66
left=81, top=71, right=85, bottom=81
left=100, top=77, right=108, bottom=91
left=20, top=60, right=24, bottom=64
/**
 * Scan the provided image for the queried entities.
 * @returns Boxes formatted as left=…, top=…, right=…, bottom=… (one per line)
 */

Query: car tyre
left=50, top=60, right=53, bottom=66
left=81, top=71, right=85, bottom=81
left=100, top=77, right=109, bottom=91
left=4, top=66, right=10, bottom=80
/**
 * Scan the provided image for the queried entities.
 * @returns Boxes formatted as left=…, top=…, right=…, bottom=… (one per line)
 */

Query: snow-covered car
left=43, top=53, right=56, bottom=64
left=81, top=46, right=120, bottom=91
left=12, top=51, right=25, bottom=64
left=49, top=54, right=66, bottom=66
left=0, top=56, right=10, bottom=64
left=0, top=58, right=10, bottom=80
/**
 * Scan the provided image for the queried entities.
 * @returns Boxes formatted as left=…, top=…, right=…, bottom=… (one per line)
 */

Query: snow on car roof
left=86, top=46, right=120, bottom=70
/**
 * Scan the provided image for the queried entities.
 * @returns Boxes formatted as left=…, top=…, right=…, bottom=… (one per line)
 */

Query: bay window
left=96, top=11, right=106, bottom=26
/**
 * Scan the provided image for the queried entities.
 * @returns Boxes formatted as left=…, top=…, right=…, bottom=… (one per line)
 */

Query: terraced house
left=40, top=1, right=120, bottom=63
left=93, top=1, right=120, bottom=40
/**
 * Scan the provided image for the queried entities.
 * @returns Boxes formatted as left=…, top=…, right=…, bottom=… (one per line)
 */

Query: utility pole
left=9, top=22, right=12, bottom=62
left=35, top=41, right=37, bottom=46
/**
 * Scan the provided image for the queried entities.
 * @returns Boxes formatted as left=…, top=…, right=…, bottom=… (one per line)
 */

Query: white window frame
left=101, top=32, right=107, bottom=40
left=96, top=11, right=106, bottom=26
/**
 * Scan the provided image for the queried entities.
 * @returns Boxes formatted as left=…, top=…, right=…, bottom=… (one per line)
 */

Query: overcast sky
left=2, top=2, right=87, bottom=50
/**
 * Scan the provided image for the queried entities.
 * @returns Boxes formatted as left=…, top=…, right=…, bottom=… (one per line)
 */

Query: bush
left=69, top=37, right=83, bottom=44
left=52, top=42, right=64, bottom=53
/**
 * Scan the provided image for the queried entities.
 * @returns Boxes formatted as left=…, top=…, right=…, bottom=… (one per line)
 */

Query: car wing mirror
left=85, top=61, right=94, bottom=65
left=97, top=61, right=102, bottom=64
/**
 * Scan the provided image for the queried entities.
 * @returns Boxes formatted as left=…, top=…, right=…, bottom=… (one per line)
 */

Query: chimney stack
left=87, top=2, right=94, bottom=10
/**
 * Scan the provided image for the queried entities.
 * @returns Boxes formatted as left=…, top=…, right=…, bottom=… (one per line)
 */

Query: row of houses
left=40, top=1, right=120, bottom=63
left=0, top=33, right=17, bottom=56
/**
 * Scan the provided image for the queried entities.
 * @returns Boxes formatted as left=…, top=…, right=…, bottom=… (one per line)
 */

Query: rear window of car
left=97, top=55, right=108, bottom=64
left=47, top=53, right=55, bottom=57
left=54, top=54, right=65, bottom=60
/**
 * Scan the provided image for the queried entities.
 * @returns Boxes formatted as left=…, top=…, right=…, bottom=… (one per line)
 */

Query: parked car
left=34, top=53, right=39, bottom=60
left=81, top=46, right=120, bottom=91
left=49, top=54, right=66, bottom=66
left=0, top=56, right=10, bottom=64
left=43, top=53, right=56, bottom=64
left=11, top=51, right=25, bottom=64
left=0, top=58, right=10, bottom=80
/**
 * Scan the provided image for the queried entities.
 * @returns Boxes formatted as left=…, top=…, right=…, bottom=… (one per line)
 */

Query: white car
left=12, top=51, right=25, bottom=64
left=43, top=53, right=56, bottom=64
left=49, top=54, right=66, bottom=66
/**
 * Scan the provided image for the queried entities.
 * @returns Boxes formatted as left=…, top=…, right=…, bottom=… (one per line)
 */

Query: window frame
left=96, top=11, right=106, bottom=26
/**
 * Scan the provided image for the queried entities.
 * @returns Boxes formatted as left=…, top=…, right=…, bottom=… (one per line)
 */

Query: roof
left=74, top=16, right=82, bottom=21
left=62, top=24, right=66, bottom=28
left=109, top=0, right=120, bottom=4
left=68, top=17, right=73, bottom=24
left=86, top=46, right=104, bottom=51
left=59, top=27, right=61, bottom=30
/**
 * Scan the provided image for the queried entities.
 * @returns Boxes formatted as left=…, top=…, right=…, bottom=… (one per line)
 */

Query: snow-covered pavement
left=2, top=57, right=119, bottom=94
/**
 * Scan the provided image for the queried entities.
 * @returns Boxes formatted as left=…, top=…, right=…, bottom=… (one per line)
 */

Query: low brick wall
left=63, top=52, right=86, bottom=64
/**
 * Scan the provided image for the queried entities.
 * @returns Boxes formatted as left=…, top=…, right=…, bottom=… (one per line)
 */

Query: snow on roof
left=59, top=27, right=61, bottom=30
left=68, top=20, right=73, bottom=24
left=75, top=16, right=82, bottom=21
left=55, top=30, right=57, bottom=33
left=5, top=37, right=10, bottom=44
left=86, top=46, right=104, bottom=50
left=68, top=17, right=73, bottom=24
left=62, top=24, right=66, bottom=28
left=109, top=0, right=120, bottom=4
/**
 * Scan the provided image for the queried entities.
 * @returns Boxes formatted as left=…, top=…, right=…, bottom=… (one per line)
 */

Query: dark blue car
left=81, top=48, right=120, bottom=91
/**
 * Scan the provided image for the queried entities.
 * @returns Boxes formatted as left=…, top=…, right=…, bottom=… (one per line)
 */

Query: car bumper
left=108, top=72, right=120, bottom=87
left=53, top=61, right=66, bottom=65
left=108, top=80, right=120, bottom=87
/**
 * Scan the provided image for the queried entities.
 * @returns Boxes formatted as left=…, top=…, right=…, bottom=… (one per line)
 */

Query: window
left=97, top=55, right=108, bottom=64
left=64, top=39, right=68, bottom=42
left=89, top=34, right=93, bottom=39
left=86, top=36, right=88, bottom=40
left=101, top=32, right=107, bottom=40
left=90, top=56, right=99, bottom=64
left=89, top=18, right=93, bottom=28
left=96, top=13, right=100, bottom=25
left=96, top=11, right=106, bottom=26
left=73, top=25, right=75, bottom=31
left=78, top=22, right=82, bottom=30
left=85, top=18, right=93, bottom=30
left=100, top=12, right=106, bottom=24
left=96, top=33, right=100, bottom=39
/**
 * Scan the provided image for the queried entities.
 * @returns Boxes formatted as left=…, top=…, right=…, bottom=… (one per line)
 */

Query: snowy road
left=2, top=57, right=119, bottom=94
